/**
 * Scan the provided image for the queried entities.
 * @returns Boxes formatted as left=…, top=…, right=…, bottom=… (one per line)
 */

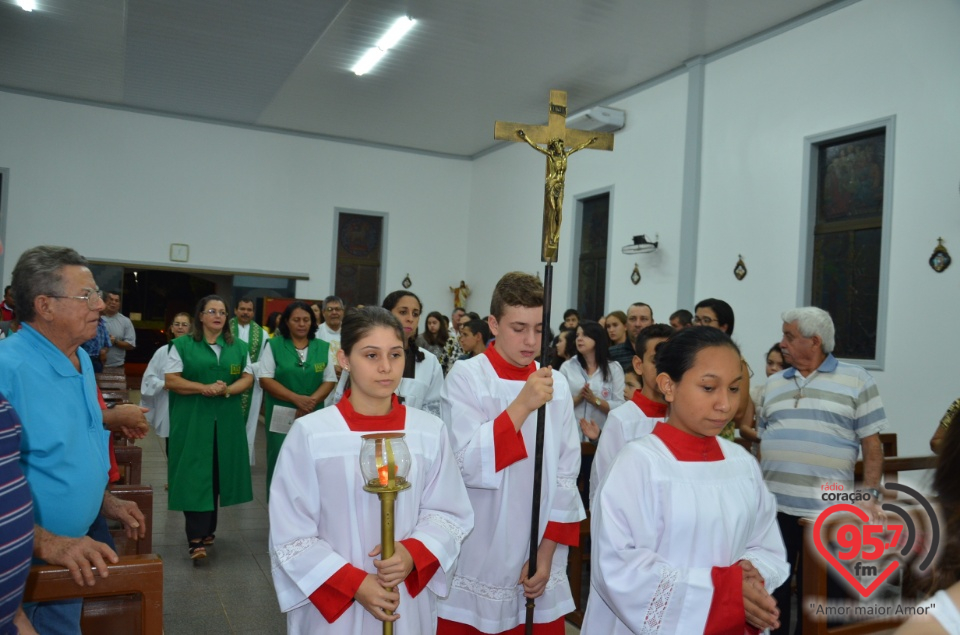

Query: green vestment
left=264, top=337, right=330, bottom=495
left=168, top=335, right=253, bottom=511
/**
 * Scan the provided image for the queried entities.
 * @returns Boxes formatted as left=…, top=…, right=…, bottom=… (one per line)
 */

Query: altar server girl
left=268, top=306, right=474, bottom=635
left=584, top=326, right=789, bottom=634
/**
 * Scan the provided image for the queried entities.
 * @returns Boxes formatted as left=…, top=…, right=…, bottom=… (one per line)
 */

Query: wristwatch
left=595, top=397, right=601, bottom=407
left=224, top=387, right=231, bottom=398
left=864, top=487, right=882, bottom=502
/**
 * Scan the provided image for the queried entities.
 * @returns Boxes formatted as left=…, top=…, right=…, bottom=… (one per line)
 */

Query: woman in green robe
left=259, top=301, right=337, bottom=495
left=165, top=295, right=254, bottom=559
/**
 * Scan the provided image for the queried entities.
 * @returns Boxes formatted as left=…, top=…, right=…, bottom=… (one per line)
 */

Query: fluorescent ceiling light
left=352, top=16, right=416, bottom=76
left=352, top=48, right=387, bottom=77
left=18, top=0, right=36, bottom=11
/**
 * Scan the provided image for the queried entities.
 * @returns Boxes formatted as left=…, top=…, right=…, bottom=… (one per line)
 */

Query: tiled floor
left=140, top=423, right=285, bottom=634
left=139, top=417, right=581, bottom=634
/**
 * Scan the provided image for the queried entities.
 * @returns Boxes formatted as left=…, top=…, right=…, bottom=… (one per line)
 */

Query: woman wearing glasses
left=164, top=295, right=254, bottom=559
left=259, top=301, right=337, bottom=495
left=140, top=312, right=192, bottom=454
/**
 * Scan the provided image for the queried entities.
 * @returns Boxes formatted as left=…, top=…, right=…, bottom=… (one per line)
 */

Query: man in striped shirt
left=759, top=306, right=887, bottom=635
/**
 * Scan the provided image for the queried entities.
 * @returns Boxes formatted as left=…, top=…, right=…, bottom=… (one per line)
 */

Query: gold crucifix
left=495, top=90, right=614, bottom=262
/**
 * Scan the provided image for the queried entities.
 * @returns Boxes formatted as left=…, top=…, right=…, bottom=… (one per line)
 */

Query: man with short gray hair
left=759, top=306, right=887, bottom=635
left=0, top=246, right=146, bottom=634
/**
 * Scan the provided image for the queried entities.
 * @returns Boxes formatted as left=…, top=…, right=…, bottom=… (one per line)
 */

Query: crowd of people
left=0, top=244, right=957, bottom=634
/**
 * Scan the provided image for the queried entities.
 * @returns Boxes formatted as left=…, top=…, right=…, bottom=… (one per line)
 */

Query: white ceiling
left=0, top=0, right=846, bottom=158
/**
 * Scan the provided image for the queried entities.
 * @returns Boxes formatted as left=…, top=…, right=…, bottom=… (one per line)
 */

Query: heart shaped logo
left=812, top=504, right=900, bottom=598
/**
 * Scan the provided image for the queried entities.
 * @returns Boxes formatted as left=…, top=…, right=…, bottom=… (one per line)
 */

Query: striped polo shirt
left=758, top=354, right=887, bottom=517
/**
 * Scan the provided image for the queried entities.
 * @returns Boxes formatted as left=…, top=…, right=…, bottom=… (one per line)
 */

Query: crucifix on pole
left=495, top=90, right=614, bottom=263
left=494, top=90, right=614, bottom=634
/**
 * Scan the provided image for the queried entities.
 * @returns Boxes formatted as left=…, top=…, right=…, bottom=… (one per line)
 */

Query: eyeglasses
left=48, top=288, right=104, bottom=309
left=324, top=307, right=343, bottom=313
left=172, top=322, right=191, bottom=328
left=203, top=309, right=227, bottom=317
left=693, top=316, right=717, bottom=326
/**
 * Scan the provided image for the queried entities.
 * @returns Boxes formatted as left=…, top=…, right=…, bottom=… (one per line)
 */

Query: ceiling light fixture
left=352, top=16, right=416, bottom=76
left=17, top=0, right=36, bottom=11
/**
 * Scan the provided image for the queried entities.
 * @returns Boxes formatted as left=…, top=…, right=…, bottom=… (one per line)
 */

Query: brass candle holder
left=360, top=433, right=412, bottom=635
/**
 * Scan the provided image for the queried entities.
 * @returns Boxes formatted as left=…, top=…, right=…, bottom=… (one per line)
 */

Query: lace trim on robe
left=452, top=574, right=519, bottom=602
left=422, top=512, right=468, bottom=545
left=557, top=476, right=577, bottom=490
left=640, top=565, right=679, bottom=634
left=451, top=560, right=568, bottom=601
left=271, top=536, right=321, bottom=571
left=455, top=448, right=467, bottom=470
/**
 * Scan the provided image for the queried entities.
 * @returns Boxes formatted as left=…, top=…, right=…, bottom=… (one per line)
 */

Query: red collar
left=652, top=422, right=724, bottom=462
left=631, top=391, right=668, bottom=419
left=483, top=341, right=536, bottom=381
left=336, top=390, right=406, bottom=431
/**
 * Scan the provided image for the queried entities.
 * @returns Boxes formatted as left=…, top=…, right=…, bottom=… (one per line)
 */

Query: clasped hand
left=201, top=380, right=227, bottom=397
left=355, top=543, right=413, bottom=623
left=740, top=560, right=780, bottom=631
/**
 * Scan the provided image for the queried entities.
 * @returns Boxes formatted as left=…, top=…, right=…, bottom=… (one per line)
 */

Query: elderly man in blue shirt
left=0, top=246, right=146, bottom=635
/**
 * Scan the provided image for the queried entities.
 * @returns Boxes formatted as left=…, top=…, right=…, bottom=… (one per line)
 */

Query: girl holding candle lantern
left=583, top=327, right=789, bottom=634
left=268, top=306, right=474, bottom=635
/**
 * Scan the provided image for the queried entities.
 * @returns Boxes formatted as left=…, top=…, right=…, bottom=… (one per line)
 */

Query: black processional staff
left=495, top=90, right=614, bottom=633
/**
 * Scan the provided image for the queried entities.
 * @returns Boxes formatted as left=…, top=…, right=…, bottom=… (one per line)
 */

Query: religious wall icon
left=449, top=280, right=470, bottom=309
left=401, top=273, right=412, bottom=289
left=631, top=263, right=642, bottom=285
left=930, top=238, right=951, bottom=273
left=734, top=255, right=748, bottom=280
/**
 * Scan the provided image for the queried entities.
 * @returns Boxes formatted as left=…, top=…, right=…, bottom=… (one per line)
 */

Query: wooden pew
left=23, top=554, right=163, bottom=635
left=113, top=444, right=142, bottom=485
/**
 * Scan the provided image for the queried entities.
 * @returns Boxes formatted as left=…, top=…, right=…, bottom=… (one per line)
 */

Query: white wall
left=0, top=92, right=472, bottom=314
left=697, top=0, right=960, bottom=457
left=469, top=0, right=959, bottom=457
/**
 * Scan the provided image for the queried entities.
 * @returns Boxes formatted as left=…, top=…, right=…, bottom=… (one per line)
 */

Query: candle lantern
left=360, top=433, right=412, bottom=635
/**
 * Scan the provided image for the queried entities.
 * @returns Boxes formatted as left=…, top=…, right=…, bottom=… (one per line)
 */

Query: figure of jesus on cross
left=495, top=90, right=614, bottom=262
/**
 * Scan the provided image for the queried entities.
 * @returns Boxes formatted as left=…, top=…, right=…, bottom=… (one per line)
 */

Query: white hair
left=781, top=307, right=835, bottom=354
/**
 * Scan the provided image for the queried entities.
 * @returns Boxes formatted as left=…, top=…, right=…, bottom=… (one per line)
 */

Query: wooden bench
left=113, top=444, right=142, bottom=485
left=23, top=554, right=163, bottom=635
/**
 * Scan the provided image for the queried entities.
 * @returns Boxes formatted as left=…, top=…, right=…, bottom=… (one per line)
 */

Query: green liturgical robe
left=264, top=337, right=330, bottom=494
left=168, top=335, right=253, bottom=511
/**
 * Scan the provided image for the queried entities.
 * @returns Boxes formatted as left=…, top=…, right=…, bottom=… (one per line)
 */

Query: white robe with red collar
left=268, top=396, right=474, bottom=635
left=583, top=423, right=789, bottom=634
left=438, top=348, right=585, bottom=633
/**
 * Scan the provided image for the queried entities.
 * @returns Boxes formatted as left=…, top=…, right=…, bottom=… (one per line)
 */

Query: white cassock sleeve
left=740, top=458, right=791, bottom=592
left=590, top=410, right=630, bottom=507
left=269, top=422, right=353, bottom=613
left=418, top=352, right=444, bottom=418
left=440, top=362, right=506, bottom=491
left=400, top=423, right=475, bottom=597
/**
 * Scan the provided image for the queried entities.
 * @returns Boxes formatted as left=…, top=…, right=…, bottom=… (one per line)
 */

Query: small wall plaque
left=401, top=273, right=412, bottom=289
left=734, top=255, right=747, bottom=281
left=170, top=243, right=189, bottom=262
left=930, top=238, right=951, bottom=273
left=630, top=263, right=641, bottom=285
